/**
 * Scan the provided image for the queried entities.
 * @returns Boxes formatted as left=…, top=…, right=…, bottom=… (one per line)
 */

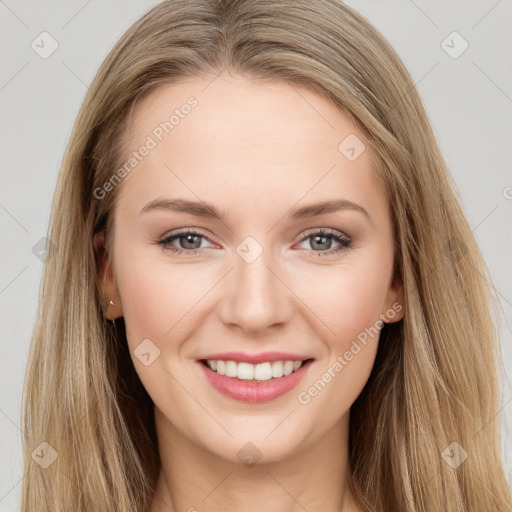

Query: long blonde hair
left=21, top=1, right=511, bottom=510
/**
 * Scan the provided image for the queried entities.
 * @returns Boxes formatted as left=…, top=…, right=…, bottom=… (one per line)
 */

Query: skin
left=95, top=72, right=404, bottom=512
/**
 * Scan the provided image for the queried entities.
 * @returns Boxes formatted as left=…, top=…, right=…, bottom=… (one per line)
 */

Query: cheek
left=291, top=255, right=390, bottom=413
left=115, top=246, right=215, bottom=347
left=113, top=251, right=211, bottom=412
left=295, top=260, right=389, bottom=351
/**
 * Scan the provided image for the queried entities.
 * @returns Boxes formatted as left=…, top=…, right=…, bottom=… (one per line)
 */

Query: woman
left=21, top=1, right=512, bottom=511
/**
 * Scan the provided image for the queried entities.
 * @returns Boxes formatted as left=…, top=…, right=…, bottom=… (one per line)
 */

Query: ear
left=382, top=268, right=405, bottom=323
left=94, top=231, right=122, bottom=320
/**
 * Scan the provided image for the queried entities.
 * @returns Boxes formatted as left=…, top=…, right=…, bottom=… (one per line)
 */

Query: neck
left=147, top=406, right=361, bottom=512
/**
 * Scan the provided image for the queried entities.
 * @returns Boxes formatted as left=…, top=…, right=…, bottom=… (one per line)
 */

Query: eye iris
left=311, top=235, right=332, bottom=251
left=181, top=234, right=202, bottom=250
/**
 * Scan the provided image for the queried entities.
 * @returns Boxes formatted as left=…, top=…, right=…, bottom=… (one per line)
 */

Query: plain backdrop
left=1, top=1, right=511, bottom=509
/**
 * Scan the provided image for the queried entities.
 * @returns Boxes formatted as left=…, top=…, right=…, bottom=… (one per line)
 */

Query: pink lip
left=197, top=358, right=314, bottom=403
left=198, top=351, right=312, bottom=365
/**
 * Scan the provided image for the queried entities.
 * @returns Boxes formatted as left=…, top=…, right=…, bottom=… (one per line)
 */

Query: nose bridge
left=219, top=240, right=291, bottom=334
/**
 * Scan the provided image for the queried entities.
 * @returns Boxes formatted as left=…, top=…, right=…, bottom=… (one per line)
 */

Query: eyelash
left=156, top=228, right=352, bottom=257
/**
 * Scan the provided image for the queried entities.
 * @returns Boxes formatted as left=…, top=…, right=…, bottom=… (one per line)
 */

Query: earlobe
left=383, top=272, right=405, bottom=323
left=93, top=231, right=122, bottom=320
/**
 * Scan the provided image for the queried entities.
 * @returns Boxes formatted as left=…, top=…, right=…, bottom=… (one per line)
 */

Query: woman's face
left=97, top=72, right=404, bottom=463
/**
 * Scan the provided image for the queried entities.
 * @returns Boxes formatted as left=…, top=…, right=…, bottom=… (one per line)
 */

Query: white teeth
left=254, top=362, right=272, bottom=381
left=271, top=361, right=283, bottom=378
left=205, top=359, right=306, bottom=381
left=225, top=360, right=238, bottom=378
left=216, top=360, right=226, bottom=375
left=283, top=361, right=294, bottom=376
left=237, top=362, right=254, bottom=380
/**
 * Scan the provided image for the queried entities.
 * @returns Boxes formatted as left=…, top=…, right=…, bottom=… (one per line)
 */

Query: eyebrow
left=139, top=197, right=371, bottom=223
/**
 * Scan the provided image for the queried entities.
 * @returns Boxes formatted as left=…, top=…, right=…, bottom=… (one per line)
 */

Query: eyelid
left=156, top=226, right=352, bottom=258
left=158, top=228, right=217, bottom=247
left=158, top=226, right=350, bottom=242
left=294, top=228, right=352, bottom=255
left=298, top=226, right=350, bottom=240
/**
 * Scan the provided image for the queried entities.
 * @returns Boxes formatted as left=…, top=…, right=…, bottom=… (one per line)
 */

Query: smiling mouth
left=199, top=358, right=314, bottom=382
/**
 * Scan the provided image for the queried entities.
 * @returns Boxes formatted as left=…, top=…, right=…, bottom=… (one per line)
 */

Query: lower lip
left=197, top=359, right=313, bottom=403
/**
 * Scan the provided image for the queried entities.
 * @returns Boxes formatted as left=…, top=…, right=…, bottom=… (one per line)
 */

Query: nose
left=218, top=247, right=293, bottom=335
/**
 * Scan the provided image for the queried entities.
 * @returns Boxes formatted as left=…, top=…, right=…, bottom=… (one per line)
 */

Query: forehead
left=128, top=73, right=365, bottom=159
left=116, top=73, right=387, bottom=224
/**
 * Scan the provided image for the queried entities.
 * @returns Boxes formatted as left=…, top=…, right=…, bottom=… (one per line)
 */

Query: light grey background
left=1, top=1, right=511, bottom=509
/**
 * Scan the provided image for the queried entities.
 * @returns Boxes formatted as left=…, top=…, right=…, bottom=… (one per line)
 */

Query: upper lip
left=198, top=351, right=314, bottom=365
